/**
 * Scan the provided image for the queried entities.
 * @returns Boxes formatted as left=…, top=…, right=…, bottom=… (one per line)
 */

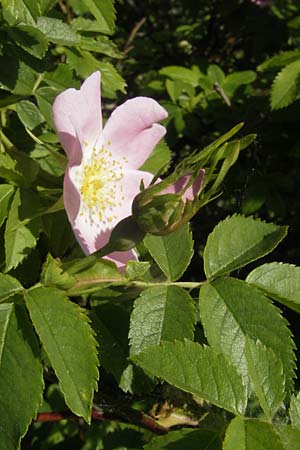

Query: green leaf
left=144, top=223, right=193, bottom=281
left=24, top=287, right=99, bottom=422
left=82, top=0, right=116, bottom=34
left=140, top=140, right=172, bottom=175
left=16, top=100, right=45, bottom=130
left=129, top=286, right=196, bottom=355
left=203, top=215, right=288, bottom=280
left=0, top=273, right=23, bottom=302
left=159, top=66, right=200, bottom=86
left=246, top=263, right=300, bottom=313
left=0, top=149, right=39, bottom=188
left=41, top=254, right=76, bottom=290
left=289, top=392, right=300, bottom=429
left=71, top=17, right=112, bottom=33
left=245, top=338, right=285, bottom=419
left=35, top=86, right=59, bottom=126
left=79, top=35, right=122, bottom=58
left=199, top=278, right=295, bottom=396
left=275, top=425, right=300, bottom=449
left=0, top=303, right=43, bottom=450
left=0, top=184, right=14, bottom=228
left=132, top=340, right=247, bottom=415
left=8, top=24, right=48, bottom=59
left=258, top=50, right=300, bottom=72
left=5, top=189, right=41, bottom=272
left=0, top=152, right=28, bottom=186
left=207, top=64, right=226, bottom=85
left=66, top=50, right=126, bottom=98
left=37, top=16, right=81, bottom=46
left=223, top=71, right=257, bottom=96
left=223, top=417, right=285, bottom=450
left=125, top=260, right=151, bottom=279
left=38, top=0, right=57, bottom=14
left=0, top=54, right=37, bottom=96
left=271, top=60, right=300, bottom=110
left=44, top=64, right=79, bottom=90
left=1, top=0, right=39, bottom=24
left=66, top=257, right=122, bottom=296
left=144, top=428, right=222, bottom=450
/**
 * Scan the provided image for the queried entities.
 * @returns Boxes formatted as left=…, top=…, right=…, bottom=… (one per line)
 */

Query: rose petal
left=102, top=97, right=168, bottom=168
left=52, top=71, right=102, bottom=164
left=162, top=169, right=205, bottom=201
left=63, top=168, right=81, bottom=225
left=105, top=249, right=138, bottom=273
left=70, top=168, right=153, bottom=255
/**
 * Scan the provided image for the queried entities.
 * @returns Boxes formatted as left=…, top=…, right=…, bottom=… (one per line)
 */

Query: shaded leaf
left=144, top=428, right=222, bottom=450
left=8, top=24, right=48, bottom=59
left=91, top=303, right=129, bottom=387
left=0, top=53, right=37, bottom=95
left=0, top=184, right=14, bottom=228
left=0, top=303, right=43, bottom=450
left=24, top=287, right=99, bottom=422
left=132, top=340, right=247, bottom=415
left=144, top=223, right=193, bottom=281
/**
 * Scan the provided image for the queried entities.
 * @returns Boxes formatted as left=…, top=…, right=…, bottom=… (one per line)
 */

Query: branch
left=36, top=406, right=168, bottom=435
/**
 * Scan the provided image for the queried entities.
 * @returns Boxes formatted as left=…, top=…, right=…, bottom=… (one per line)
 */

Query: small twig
left=213, top=82, right=231, bottom=107
left=36, top=406, right=168, bottom=435
left=58, top=0, right=73, bottom=23
left=123, top=17, right=146, bottom=55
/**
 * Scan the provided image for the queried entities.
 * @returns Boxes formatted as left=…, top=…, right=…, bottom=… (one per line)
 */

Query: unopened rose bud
left=132, top=170, right=205, bottom=235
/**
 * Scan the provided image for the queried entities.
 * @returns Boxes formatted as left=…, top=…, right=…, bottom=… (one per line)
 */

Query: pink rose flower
left=52, top=71, right=167, bottom=269
left=52, top=71, right=203, bottom=270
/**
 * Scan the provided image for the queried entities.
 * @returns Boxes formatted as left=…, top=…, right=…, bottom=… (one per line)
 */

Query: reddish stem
left=36, top=407, right=168, bottom=435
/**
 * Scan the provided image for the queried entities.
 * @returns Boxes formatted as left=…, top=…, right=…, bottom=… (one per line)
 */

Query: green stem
left=70, top=278, right=206, bottom=293
left=0, top=130, right=14, bottom=149
left=32, top=73, right=44, bottom=94
left=130, top=280, right=206, bottom=289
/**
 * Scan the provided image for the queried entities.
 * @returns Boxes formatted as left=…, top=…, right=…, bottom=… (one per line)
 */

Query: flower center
left=73, top=143, right=125, bottom=226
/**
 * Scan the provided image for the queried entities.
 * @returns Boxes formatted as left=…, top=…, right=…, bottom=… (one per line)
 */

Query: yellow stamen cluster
left=75, top=143, right=124, bottom=226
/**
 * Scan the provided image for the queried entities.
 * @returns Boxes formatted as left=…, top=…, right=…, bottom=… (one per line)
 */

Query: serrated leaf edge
left=204, top=214, right=287, bottom=280
left=25, top=289, right=99, bottom=423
